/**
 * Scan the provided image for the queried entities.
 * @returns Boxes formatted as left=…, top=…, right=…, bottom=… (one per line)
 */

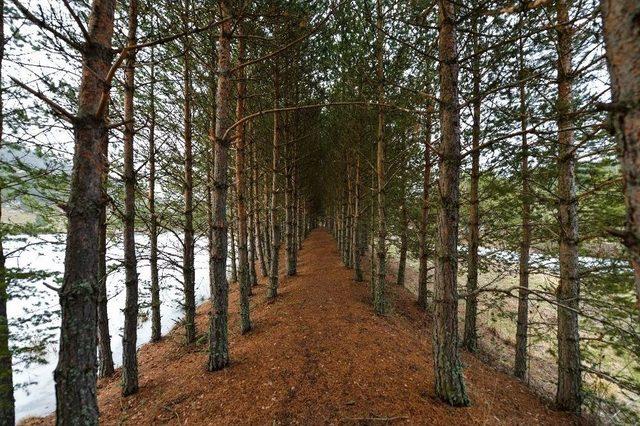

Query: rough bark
left=418, top=108, right=433, bottom=310
left=601, top=0, right=640, bottom=310
left=207, top=0, right=232, bottom=371
left=514, top=16, right=531, bottom=381
left=373, top=0, right=387, bottom=315
left=229, top=200, right=238, bottom=283
left=182, top=0, right=196, bottom=345
left=121, top=0, right=139, bottom=397
left=235, top=31, right=251, bottom=333
left=353, top=156, right=364, bottom=282
left=0, top=3, right=15, bottom=417
left=285, top=129, right=296, bottom=276
left=54, top=0, right=116, bottom=422
left=396, top=189, right=408, bottom=287
left=97, top=110, right=114, bottom=379
left=555, top=0, right=582, bottom=412
left=433, top=0, right=470, bottom=407
left=267, top=67, right=282, bottom=300
left=148, top=45, right=161, bottom=343
left=253, top=139, right=268, bottom=278
left=462, top=16, right=481, bottom=353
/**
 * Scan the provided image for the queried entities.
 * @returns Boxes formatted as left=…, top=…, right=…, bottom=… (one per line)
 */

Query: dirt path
left=25, top=229, right=579, bottom=425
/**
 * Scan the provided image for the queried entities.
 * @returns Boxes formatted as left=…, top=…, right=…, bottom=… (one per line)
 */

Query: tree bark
left=396, top=188, right=408, bottom=287
left=253, top=139, right=268, bottom=278
left=373, top=0, right=387, bottom=315
left=514, top=14, right=531, bottom=381
left=229, top=198, right=238, bottom=283
left=433, top=0, right=469, bottom=407
left=418, top=108, right=433, bottom=310
left=354, top=156, right=364, bottom=282
left=462, top=15, right=481, bottom=353
left=0, top=2, right=15, bottom=417
left=601, top=0, right=640, bottom=310
left=97, top=111, right=114, bottom=378
left=235, top=31, right=251, bottom=333
left=555, top=0, right=582, bottom=412
left=121, top=0, right=139, bottom=397
left=267, top=66, right=282, bottom=300
left=148, top=44, right=161, bottom=344
left=285, top=126, right=296, bottom=276
left=182, top=0, right=196, bottom=345
left=55, top=1, right=117, bottom=423
left=207, top=0, right=232, bottom=371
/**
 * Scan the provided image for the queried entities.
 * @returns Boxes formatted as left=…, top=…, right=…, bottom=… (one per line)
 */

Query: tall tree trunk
left=182, top=0, right=196, bottom=345
left=354, top=156, right=364, bottom=282
left=121, top=0, right=139, bottom=397
left=55, top=1, right=116, bottom=423
left=235, top=31, right=251, bottom=333
left=207, top=0, right=232, bottom=371
left=418, top=108, right=433, bottom=310
left=601, top=0, right=640, bottom=310
left=247, top=126, right=258, bottom=288
left=285, top=130, right=296, bottom=276
left=463, top=15, right=481, bottom=353
left=0, top=2, right=14, bottom=417
left=555, top=0, right=582, bottom=412
left=514, top=15, right=531, bottom=381
left=263, top=177, right=273, bottom=269
left=433, top=0, right=469, bottom=407
left=253, top=141, right=268, bottom=278
left=148, top=44, right=161, bottom=343
left=373, top=0, right=387, bottom=315
left=396, top=188, right=408, bottom=287
left=97, top=113, right=114, bottom=378
left=229, top=199, right=238, bottom=283
left=267, top=67, right=282, bottom=299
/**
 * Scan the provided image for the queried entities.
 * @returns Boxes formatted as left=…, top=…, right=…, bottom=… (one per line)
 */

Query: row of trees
left=0, top=0, right=639, bottom=424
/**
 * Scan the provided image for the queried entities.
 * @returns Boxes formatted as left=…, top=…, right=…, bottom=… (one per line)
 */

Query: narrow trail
left=28, top=229, right=578, bottom=425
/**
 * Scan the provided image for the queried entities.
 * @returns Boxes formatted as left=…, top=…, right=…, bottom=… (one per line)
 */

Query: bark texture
left=418, top=108, right=432, bottom=310
left=235, top=32, right=251, bottom=334
left=121, top=0, right=139, bottom=397
left=463, top=17, right=481, bottom=353
left=55, top=1, right=116, bottom=423
left=0, top=3, right=14, bottom=418
left=373, top=0, right=387, bottom=315
left=433, top=0, right=469, bottom=407
left=182, top=0, right=196, bottom=345
left=514, top=17, right=531, bottom=381
left=207, top=0, right=232, bottom=371
left=555, top=0, right=582, bottom=412
left=601, top=0, right=640, bottom=310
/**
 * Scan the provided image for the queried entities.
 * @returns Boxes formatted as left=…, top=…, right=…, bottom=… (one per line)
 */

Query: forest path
left=27, top=229, right=578, bottom=425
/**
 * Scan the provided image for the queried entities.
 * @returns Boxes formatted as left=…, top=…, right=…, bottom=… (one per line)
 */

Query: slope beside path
left=24, top=229, right=579, bottom=425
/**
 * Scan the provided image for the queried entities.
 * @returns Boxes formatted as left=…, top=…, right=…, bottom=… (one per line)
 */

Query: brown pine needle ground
left=24, top=229, right=581, bottom=425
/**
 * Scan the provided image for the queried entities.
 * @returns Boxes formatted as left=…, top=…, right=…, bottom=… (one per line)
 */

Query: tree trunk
left=396, top=190, right=408, bottom=287
left=182, top=0, right=196, bottom=345
left=601, top=0, right=640, bottom=310
left=354, top=156, right=364, bottom=282
left=97, top=115, right=114, bottom=378
left=285, top=130, right=296, bottom=276
left=433, top=0, right=469, bottom=407
left=148, top=44, right=161, bottom=344
left=235, top=31, right=251, bottom=333
left=55, top=1, right=116, bottom=423
left=463, top=16, right=481, bottom=353
left=0, top=3, right=14, bottom=417
left=514, top=15, right=531, bottom=381
left=207, top=1, right=232, bottom=371
left=418, top=108, right=433, bottom=310
left=555, top=0, right=582, bottom=412
left=267, top=67, right=282, bottom=299
left=229, top=197, right=238, bottom=283
left=247, top=126, right=258, bottom=288
left=373, top=0, right=387, bottom=315
left=253, top=139, right=268, bottom=278
left=121, top=0, right=139, bottom=396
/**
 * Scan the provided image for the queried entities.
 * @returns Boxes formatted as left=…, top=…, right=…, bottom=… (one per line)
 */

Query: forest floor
left=24, top=229, right=582, bottom=425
